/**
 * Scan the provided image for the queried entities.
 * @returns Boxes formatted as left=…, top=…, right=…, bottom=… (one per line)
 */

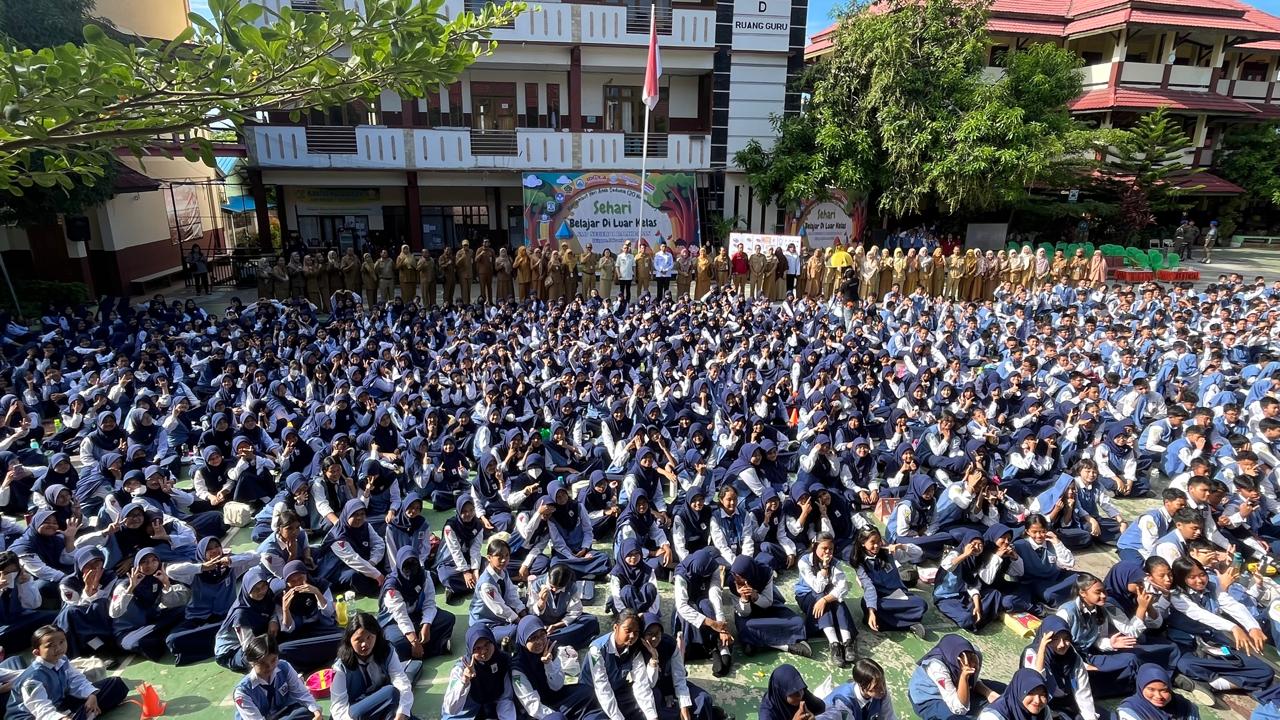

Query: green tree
left=734, top=113, right=825, bottom=212
left=0, top=0, right=524, bottom=195
left=1105, top=106, right=1199, bottom=214
left=1217, top=123, right=1280, bottom=208
left=0, top=0, right=99, bottom=49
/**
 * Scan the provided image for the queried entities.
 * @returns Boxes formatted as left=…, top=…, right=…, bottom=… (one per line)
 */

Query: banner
left=164, top=184, right=204, bottom=244
left=728, top=232, right=801, bottom=255
left=783, top=189, right=863, bottom=248
left=521, top=171, right=700, bottom=254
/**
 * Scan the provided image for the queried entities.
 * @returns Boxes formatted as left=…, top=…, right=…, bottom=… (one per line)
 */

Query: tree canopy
left=737, top=0, right=1103, bottom=220
left=0, top=0, right=99, bottom=49
left=1217, top=122, right=1280, bottom=209
left=0, top=0, right=523, bottom=196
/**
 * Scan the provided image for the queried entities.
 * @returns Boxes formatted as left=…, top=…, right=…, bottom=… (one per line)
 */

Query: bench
left=128, top=266, right=183, bottom=295
left=1232, top=235, right=1280, bottom=246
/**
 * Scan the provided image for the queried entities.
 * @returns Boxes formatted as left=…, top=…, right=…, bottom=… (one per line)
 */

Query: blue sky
left=803, top=0, right=1280, bottom=38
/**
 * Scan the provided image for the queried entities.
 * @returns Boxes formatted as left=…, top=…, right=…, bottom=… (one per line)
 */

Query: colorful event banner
left=521, top=171, right=700, bottom=254
left=728, top=232, right=801, bottom=255
left=783, top=189, right=865, bottom=248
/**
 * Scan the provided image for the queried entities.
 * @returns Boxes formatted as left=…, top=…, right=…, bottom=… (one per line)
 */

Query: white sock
left=822, top=627, right=839, bottom=643
left=719, top=647, right=731, bottom=658
left=839, top=628, right=855, bottom=643
left=1210, top=678, right=1238, bottom=691
left=771, top=643, right=791, bottom=651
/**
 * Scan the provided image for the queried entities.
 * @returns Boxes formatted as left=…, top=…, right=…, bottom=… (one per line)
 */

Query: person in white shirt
left=329, top=613, right=419, bottom=720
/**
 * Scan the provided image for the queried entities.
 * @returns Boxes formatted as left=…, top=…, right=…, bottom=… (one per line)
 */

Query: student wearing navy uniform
left=383, top=491, right=431, bottom=564
left=379, top=545, right=456, bottom=662
left=528, top=564, right=600, bottom=648
left=330, top=613, right=422, bottom=720
left=1116, top=490, right=1185, bottom=564
left=215, top=568, right=278, bottom=672
left=468, top=537, right=527, bottom=646
left=672, top=547, right=732, bottom=676
left=256, top=509, right=314, bottom=578
left=794, top=532, right=857, bottom=666
left=907, top=635, right=1004, bottom=720
left=4, top=625, right=129, bottom=720
left=887, top=475, right=952, bottom=559
left=1021, top=616, right=1097, bottom=720
left=11, top=509, right=76, bottom=604
left=231, top=633, right=321, bottom=720
left=274, top=560, right=344, bottom=673
left=107, top=547, right=186, bottom=661
left=437, top=495, right=484, bottom=604
left=1167, top=557, right=1275, bottom=692
left=583, top=610, right=660, bottom=720
left=1012, top=514, right=1078, bottom=609
left=850, top=526, right=926, bottom=636
left=55, top=546, right=115, bottom=659
left=608, top=537, right=660, bottom=616
left=1054, top=573, right=1147, bottom=698
left=510, top=615, right=605, bottom=720
left=759, top=664, right=824, bottom=720
left=641, top=613, right=717, bottom=720
left=823, top=659, right=899, bottom=720
left=316, top=499, right=386, bottom=598
left=728, top=555, right=811, bottom=658
left=933, top=529, right=1007, bottom=631
left=1118, top=665, right=1200, bottom=720
left=672, top=486, right=712, bottom=561
left=442, top=625, right=517, bottom=720
left=540, top=481, right=610, bottom=581
left=164, top=536, right=257, bottom=665
left=976, top=669, right=1049, bottom=720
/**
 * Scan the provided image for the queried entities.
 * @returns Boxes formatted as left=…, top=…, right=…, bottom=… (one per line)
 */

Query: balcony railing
left=624, top=132, right=668, bottom=158
left=470, top=129, right=518, bottom=156
left=464, top=0, right=515, bottom=27
left=304, top=126, right=358, bottom=154
left=626, top=4, right=673, bottom=34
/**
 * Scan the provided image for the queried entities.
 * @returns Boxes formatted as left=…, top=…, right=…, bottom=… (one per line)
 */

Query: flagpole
left=637, top=2, right=656, bottom=248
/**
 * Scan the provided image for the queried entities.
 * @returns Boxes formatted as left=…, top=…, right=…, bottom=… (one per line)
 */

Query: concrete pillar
left=249, top=168, right=272, bottom=251
left=406, top=173, right=423, bottom=250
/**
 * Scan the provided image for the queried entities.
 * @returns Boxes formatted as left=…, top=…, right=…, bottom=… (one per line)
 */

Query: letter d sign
left=757, top=1, right=766, bottom=11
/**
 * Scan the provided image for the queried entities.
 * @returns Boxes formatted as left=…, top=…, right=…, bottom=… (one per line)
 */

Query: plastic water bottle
left=1234, top=551, right=1245, bottom=572
left=335, top=596, right=349, bottom=626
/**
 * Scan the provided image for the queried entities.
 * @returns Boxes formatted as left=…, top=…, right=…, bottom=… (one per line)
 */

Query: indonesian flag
left=643, top=4, right=662, bottom=111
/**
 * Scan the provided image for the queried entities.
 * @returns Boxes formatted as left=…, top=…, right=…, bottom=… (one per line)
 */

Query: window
left=547, top=84, right=561, bottom=130
left=1080, top=51, right=1104, bottom=65
left=471, top=82, right=517, bottom=131
left=604, top=85, right=669, bottom=133
left=525, top=83, right=539, bottom=128
left=1242, top=61, right=1271, bottom=82
left=989, top=45, right=1009, bottom=68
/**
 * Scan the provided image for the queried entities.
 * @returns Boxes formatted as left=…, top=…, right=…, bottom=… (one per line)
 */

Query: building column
left=569, top=46, right=583, bottom=132
left=275, top=185, right=290, bottom=245
left=249, top=168, right=273, bottom=252
left=406, top=172, right=423, bottom=250
left=1110, top=28, right=1128, bottom=63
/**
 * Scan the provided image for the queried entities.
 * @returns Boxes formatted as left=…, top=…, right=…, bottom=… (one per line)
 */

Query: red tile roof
left=989, top=17, right=1067, bottom=37
left=1069, top=87, right=1262, bottom=114
left=1129, top=8, right=1271, bottom=33
left=1175, top=172, right=1245, bottom=195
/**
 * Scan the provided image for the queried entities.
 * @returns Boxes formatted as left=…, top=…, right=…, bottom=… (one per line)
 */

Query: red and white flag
left=643, top=4, right=662, bottom=111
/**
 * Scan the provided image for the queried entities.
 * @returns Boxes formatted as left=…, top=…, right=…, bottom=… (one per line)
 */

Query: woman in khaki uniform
left=634, top=245, right=652, bottom=296
left=761, top=250, right=778, bottom=300
left=301, top=255, right=320, bottom=306
left=558, top=242, right=577, bottom=296
left=546, top=252, right=565, bottom=301
left=861, top=247, right=881, bottom=301
left=917, top=248, right=933, bottom=297
left=801, top=249, right=821, bottom=299
left=888, top=249, right=905, bottom=292
left=1069, top=248, right=1088, bottom=287
left=904, top=248, right=919, bottom=294
left=929, top=248, right=945, bottom=296
left=270, top=256, right=290, bottom=300
left=529, top=248, right=545, bottom=300
left=417, top=251, right=436, bottom=306
left=395, top=245, right=417, bottom=302
left=360, top=253, right=377, bottom=307
left=821, top=248, right=839, bottom=298
left=944, top=250, right=964, bottom=300
left=513, top=246, right=531, bottom=299
left=255, top=259, right=271, bottom=301
left=495, top=248, right=514, bottom=300
left=341, top=249, right=360, bottom=293
left=287, top=252, right=305, bottom=299
left=454, top=242, right=473, bottom=304
left=1050, top=249, right=1069, bottom=286
left=598, top=249, right=616, bottom=298
left=326, top=250, right=343, bottom=293
left=693, top=247, right=712, bottom=299
left=982, top=250, right=1000, bottom=299
left=714, top=248, right=730, bottom=288
left=676, top=247, right=694, bottom=299
left=438, top=248, right=455, bottom=304
left=1019, top=246, right=1036, bottom=289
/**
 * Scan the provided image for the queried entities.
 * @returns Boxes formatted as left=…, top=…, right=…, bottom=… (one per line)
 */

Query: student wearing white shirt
left=329, top=613, right=419, bottom=720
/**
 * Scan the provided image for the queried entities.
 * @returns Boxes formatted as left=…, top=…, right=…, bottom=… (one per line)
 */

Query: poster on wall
left=783, top=190, right=865, bottom=248
left=521, top=171, right=700, bottom=254
left=164, top=184, right=204, bottom=244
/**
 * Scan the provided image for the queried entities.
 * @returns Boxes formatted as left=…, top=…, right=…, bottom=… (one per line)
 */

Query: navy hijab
left=920, top=634, right=981, bottom=686
left=759, top=664, right=824, bottom=720
left=326, top=499, right=373, bottom=558
left=984, top=668, right=1048, bottom=720
left=1119, top=664, right=1196, bottom=720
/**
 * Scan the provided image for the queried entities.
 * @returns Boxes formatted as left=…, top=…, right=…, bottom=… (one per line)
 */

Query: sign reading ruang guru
left=731, top=0, right=791, bottom=52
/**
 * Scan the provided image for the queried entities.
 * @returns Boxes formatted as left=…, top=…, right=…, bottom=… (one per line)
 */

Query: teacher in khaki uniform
left=454, top=241, right=474, bottom=304
left=578, top=243, right=598, bottom=296
left=474, top=240, right=495, bottom=304
left=747, top=244, right=767, bottom=299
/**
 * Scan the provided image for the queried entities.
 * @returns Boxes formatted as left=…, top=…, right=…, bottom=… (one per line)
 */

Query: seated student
left=1167, top=556, right=1275, bottom=693
left=440, top=626, right=515, bottom=720
left=1012, top=514, right=1078, bottom=609
left=672, top=548, right=732, bottom=677
left=976, top=669, right=1049, bottom=720
left=5, top=624, right=129, bottom=720
left=437, top=495, right=484, bottom=604
left=55, top=546, right=116, bottom=659
left=1055, top=573, right=1153, bottom=699
left=1219, top=474, right=1280, bottom=559
left=528, top=564, right=600, bottom=648
left=579, top=471, right=621, bottom=540
left=1094, top=422, right=1150, bottom=498
left=759, top=664, right=825, bottom=720
left=608, top=538, right=660, bottom=616
left=164, top=536, right=257, bottom=666
left=850, top=526, right=926, bottom=636
left=584, top=610, right=659, bottom=720
left=1118, top=665, right=1200, bottom=720
left=471, top=454, right=514, bottom=535
left=11, top=509, right=76, bottom=602
left=1100, top=558, right=1195, bottom=690
left=274, top=560, right=344, bottom=673
left=1022, top=617, right=1097, bottom=720
left=468, top=537, right=527, bottom=646
left=748, top=488, right=794, bottom=572
left=231, top=633, right=322, bottom=720
left=252, top=472, right=322, bottom=543
left=1163, top=425, right=1207, bottom=480
left=1116, top=489, right=1186, bottom=563
left=795, top=532, right=857, bottom=667
left=107, top=547, right=186, bottom=661
left=383, top=491, right=431, bottom=561
left=887, top=475, right=952, bottom=559
left=640, top=612, right=718, bottom=720
left=1032, top=475, right=1098, bottom=550
left=728, top=555, right=811, bottom=658
left=907, top=635, right=1003, bottom=720
left=257, top=509, right=315, bottom=578
left=540, top=481, right=611, bottom=582
left=215, top=568, right=279, bottom=672
left=615, top=490, right=674, bottom=576
left=672, top=486, right=712, bottom=561
left=0, top=551, right=53, bottom=653
left=316, top=499, right=386, bottom=598
left=1153, top=509, right=1204, bottom=565
left=710, top=485, right=754, bottom=564
left=823, top=659, right=899, bottom=720
left=330, top=613, right=422, bottom=720
left=511, top=616, right=606, bottom=720
left=1003, top=429, right=1057, bottom=501
left=1072, top=460, right=1124, bottom=542
left=934, top=529, right=1006, bottom=631
left=379, top=546, right=456, bottom=662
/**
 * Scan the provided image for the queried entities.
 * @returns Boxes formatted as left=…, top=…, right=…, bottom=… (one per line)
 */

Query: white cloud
left=522, top=175, right=543, bottom=188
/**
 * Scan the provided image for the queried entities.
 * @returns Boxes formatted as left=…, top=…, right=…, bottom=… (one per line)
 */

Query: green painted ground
left=82, top=490, right=1267, bottom=720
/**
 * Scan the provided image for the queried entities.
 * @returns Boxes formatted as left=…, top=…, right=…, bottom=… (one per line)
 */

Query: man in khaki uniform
left=417, top=251, right=436, bottom=307
left=474, top=240, right=495, bottom=304
left=748, top=244, right=767, bottom=299
left=360, top=252, right=377, bottom=308
left=374, top=248, right=395, bottom=304
left=455, top=241, right=474, bottom=304
left=578, top=243, right=598, bottom=296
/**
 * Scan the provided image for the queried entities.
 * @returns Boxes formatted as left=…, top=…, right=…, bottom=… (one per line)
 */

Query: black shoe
left=787, top=641, right=813, bottom=658
left=741, top=643, right=757, bottom=657
left=910, top=622, right=928, bottom=639
left=445, top=589, right=461, bottom=605
left=830, top=642, right=845, bottom=666
left=711, top=651, right=726, bottom=677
